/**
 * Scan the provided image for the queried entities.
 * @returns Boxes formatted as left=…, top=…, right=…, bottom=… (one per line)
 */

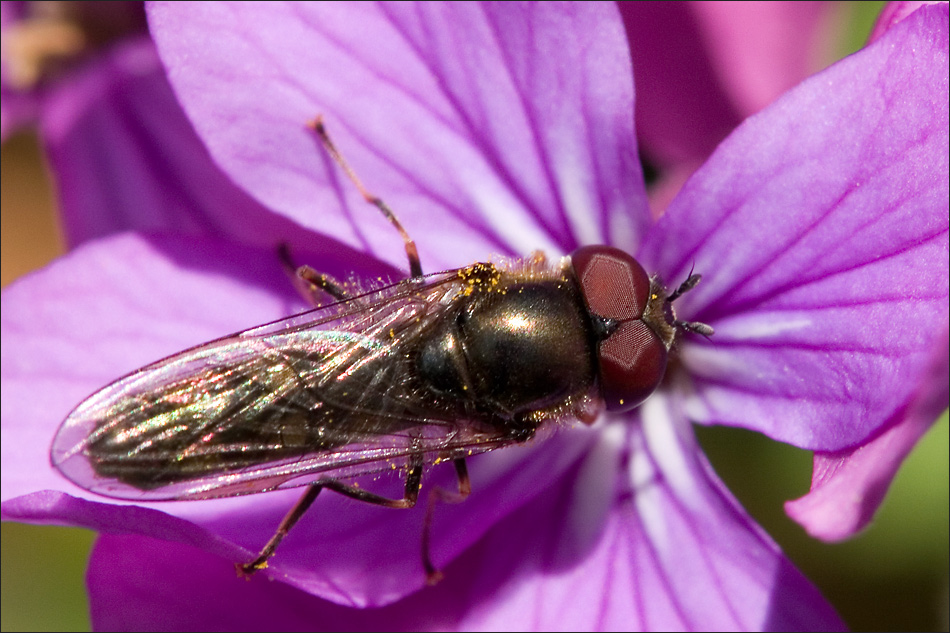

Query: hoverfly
left=51, top=118, right=713, bottom=582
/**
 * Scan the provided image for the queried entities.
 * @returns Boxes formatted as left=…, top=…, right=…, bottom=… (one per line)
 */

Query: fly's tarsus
left=238, top=482, right=323, bottom=576
left=240, top=451, right=425, bottom=576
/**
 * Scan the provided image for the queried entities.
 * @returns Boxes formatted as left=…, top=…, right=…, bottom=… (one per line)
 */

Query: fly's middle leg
left=239, top=482, right=323, bottom=576
left=308, top=116, right=423, bottom=278
left=421, top=458, right=471, bottom=584
left=277, top=243, right=352, bottom=306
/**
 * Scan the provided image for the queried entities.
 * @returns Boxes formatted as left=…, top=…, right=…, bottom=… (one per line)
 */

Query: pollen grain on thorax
left=457, top=262, right=503, bottom=297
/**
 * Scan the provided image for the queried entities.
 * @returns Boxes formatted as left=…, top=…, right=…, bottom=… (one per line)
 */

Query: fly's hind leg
left=239, top=482, right=324, bottom=576
left=239, top=452, right=426, bottom=577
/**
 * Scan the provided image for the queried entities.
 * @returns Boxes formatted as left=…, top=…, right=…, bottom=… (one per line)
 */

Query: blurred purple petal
left=0, top=0, right=302, bottom=246
left=148, top=2, right=648, bottom=271
left=868, top=1, right=939, bottom=43
left=0, top=79, right=37, bottom=140
left=688, top=2, right=835, bottom=117
left=786, top=329, right=949, bottom=540
left=621, top=2, right=832, bottom=170
left=2, top=1, right=147, bottom=142
left=640, top=3, right=949, bottom=450
left=1, top=1, right=37, bottom=139
left=620, top=2, right=741, bottom=169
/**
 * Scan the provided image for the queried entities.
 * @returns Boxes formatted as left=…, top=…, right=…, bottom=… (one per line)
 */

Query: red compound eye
left=571, top=246, right=669, bottom=411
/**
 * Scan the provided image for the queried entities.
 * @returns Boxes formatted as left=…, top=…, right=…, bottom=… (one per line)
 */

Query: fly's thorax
left=414, top=265, right=597, bottom=424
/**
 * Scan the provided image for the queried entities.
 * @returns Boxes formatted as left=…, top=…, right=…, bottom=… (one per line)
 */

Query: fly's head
left=570, top=246, right=713, bottom=412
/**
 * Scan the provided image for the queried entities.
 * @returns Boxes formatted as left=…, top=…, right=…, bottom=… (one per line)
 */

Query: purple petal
left=454, top=397, right=843, bottom=631
left=147, top=2, right=648, bottom=271
left=639, top=3, right=950, bottom=450
left=36, top=36, right=312, bottom=249
left=87, top=533, right=471, bottom=631
left=868, top=1, right=938, bottom=44
left=3, top=491, right=249, bottom=566
left=82, top=445, right=601, bottom=630
left=88, top=534, right=323, bottom=632
left=785, top=329, right=949, bottom=540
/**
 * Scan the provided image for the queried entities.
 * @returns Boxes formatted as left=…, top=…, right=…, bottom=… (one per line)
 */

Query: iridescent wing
left=51, top=270, right=515, bottom=501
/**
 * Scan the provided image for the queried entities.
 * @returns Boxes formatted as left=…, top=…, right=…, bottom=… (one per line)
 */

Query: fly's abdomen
left=72, top=331, right=424, bottom=490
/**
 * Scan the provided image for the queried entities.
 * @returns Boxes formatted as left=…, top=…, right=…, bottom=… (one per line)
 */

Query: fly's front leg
left=238, top=453, right=425, bottom=577
left=422, top=458, right=471, bottom=584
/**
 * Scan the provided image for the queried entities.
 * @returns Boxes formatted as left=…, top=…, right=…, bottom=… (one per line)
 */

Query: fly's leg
left=278, top=243, right=352, bottom=306
left=281, top=117, right=423, bottom=306
left=421, top=458, right=471, bottom=584
left=239, top=453, right=425, bottom=577
left=309, top=116, right=423, bottom=278
left=239, top=483, right=323, bottom=576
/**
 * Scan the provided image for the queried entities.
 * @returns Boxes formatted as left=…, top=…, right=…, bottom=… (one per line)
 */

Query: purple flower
left=2, top=2, right=947, bottom=630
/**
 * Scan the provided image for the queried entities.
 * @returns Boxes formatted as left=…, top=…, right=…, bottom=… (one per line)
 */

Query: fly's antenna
left=308, top=116, right=423, bottom=278
left=667, top=269, right=714, bottom=337
left=667, top=263, right=700, bottom=303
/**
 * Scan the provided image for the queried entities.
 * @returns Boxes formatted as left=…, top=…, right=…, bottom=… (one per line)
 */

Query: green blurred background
left=2, top=2, right=947, bottom=630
